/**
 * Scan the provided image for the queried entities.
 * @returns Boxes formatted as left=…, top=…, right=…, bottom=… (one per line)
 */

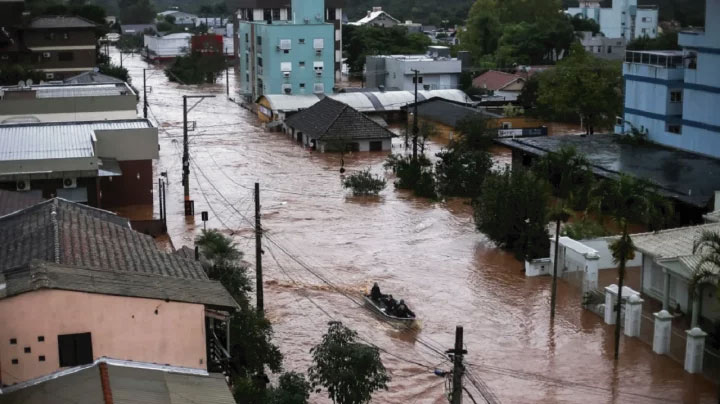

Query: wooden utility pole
left=143, top=69, right=148, bottom=119
left=411, top=69, right=419, bottom=160
left=225, top=66, right=230, bottom=97
left=550, top=219, right=561, bottom=319
left=255, top=182, right=264, bottom=315
left=449, top=325, right=466, bottom=404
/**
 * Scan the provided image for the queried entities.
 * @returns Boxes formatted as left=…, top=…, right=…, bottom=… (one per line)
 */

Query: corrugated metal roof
left=328, top=93, right=376, bottom=112
left=263, top=90, right=470, bottom=113
left=0, top=120, right=151, bottom=161
left=33, top=84, right=129, bottom=98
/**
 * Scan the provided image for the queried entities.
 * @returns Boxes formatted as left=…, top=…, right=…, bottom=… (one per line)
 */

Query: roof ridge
left=631, top=222, right=720, bottom=238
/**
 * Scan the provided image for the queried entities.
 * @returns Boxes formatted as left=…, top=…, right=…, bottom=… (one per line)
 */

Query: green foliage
left=570, top=14, right=600, bottom=34
left=533, top=146, right=594, bottom=210
left=473, top=167, right=551, bottom=261
left=267, top=372, right=312, bottom=404
left=385, top=154, right=437, bottom=199
left=308, top=322, right=390, bottom=404
left=118, top=0, right=156, bottom=24
left=435, top=149, right=492, bottom=198
left=455, top=114, right=496, bottom=151
left=535, top=44, right=622, bottom=134
left=156, top=20, right=174, bottom=32
left=0, top=65, right=44, bottom=86
left=494, top=17, right=575, bottom=66
left=98, top=63, right=130, bottom=82
left=342, top=169, right=387, bottom=196
left=165, top=52, right=226, bottom=84
left=229, top=307, right=283, bottom=376
left=343, top=25, right=431, bottom=73
left=627, top=31, right=681, bottom=51
left=562, top=218, right=607, bottom=240
left=343, top=0, right=473, bottom=26
left=691, top=231, right=720, bottom=299
left=589, top=175, right=672, bottom=232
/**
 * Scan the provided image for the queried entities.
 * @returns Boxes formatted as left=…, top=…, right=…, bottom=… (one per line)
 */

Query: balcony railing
left=624, top=50, right=684, bottom=68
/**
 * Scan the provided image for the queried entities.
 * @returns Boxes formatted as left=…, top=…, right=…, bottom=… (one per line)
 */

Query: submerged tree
left=342, top=169, right=387, bottom=196
left=166, top=52, right=226, bottom=84
left=590, top=175, right=671, bottom=360
left=308, top=322, right=390, bottom=404
left=267, top=372, right=312, bottom=404
left=534, top=146, right=593, bottom=320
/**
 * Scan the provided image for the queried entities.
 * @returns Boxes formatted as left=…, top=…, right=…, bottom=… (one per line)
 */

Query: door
left=369, top=141, right=383, bottom=151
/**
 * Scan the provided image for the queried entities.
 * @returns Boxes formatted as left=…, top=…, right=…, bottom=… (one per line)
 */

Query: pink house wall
left=0, top=289, right=207, bottom=385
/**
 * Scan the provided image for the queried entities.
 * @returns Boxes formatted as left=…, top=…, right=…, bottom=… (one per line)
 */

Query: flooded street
left=118, top=49, right=716, bottom=403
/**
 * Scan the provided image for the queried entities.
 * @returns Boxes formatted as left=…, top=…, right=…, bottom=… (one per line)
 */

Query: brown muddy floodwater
left=116, top=49, right=716, bottom=403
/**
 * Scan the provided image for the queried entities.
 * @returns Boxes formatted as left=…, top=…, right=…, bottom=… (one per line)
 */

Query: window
left=257, top=56, right=262, bottom=67
left=45, top=32, right=55, bottom=40
left=245, top=33, right=249, bottom=43
left=299, top=61, right=305, bottom=67
left=58, top=52, right=73, bottom=61
left=299, top=38, right=305, bottom=44
left=246, top=73, right=249, bottom=82
left=10, top=338, right=16, bottom=345
left=641, top=28, right=647, bottom=34
left=257, top=36, right=262, bottom=46
left=313, top=82, right=324, bottom=93
left=245, top=53, right=249, bottom=64
left=39, top=356, right=46, bottom=362
left=608, top=46, right=612, bottom=54
left=58, top=332, right=93, bottom=367
left=263, top=8, right=272, bottom=21
left=667, top=124, right=682, bottom=134
left=24, top=347, right=31, bottom=353
left=299, top=83, right=305, bottom=88
left=11, top=359, right=18, bottom=365
left=38, top=336, right=45, bottom=342
left=412, top=76, right=423, bottom=84
left=670, top=90, right=682, bottom=103
left=45, top=73, right=54, bottom=79
left=62, top=32, right=69, bottom=39
left=272, top=8, right=280, bottom=20
left=502, top=122, right=512, bottom=129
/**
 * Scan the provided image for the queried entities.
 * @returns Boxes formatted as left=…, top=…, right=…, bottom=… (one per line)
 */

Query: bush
left=342, top=169, right=386, bottom=196
left=268, top=372, right=311, bottom=404
left=385, top=154, right=437, bottom=199
left=435, top=149, right=492, bottom=198
left=0, top=65, right=44, bottom=85
left=562, top=218, right=607, bottom=240
left=474, top=167, right=550, bottom=261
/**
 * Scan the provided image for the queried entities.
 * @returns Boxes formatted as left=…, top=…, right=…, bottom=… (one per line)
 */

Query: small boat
left=363, top=294, right=417, bottom=326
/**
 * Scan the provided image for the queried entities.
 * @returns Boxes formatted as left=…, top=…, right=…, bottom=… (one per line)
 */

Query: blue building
left=237, top=0, right=335, bottom=98
left=616, top=0, right=720, bottom=159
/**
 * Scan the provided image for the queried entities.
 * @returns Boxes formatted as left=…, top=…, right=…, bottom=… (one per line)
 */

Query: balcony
left=624, top=50, right=685, bottom=81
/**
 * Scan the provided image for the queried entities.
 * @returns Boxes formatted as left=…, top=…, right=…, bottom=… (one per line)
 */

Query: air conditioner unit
left=283, top=71, right=290, bottom=78
left=315, top=49, right=322, bottom=56
left=16, top=180, right=30, bottom=191
left=42, top=52, right=51, bottom=58
left=283, top=84, right=292, bottom=94
left=63, top=177, right=77, bottom=189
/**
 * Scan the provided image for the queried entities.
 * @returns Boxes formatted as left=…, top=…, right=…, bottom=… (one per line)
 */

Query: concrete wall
left=382, top=57, right=461, bottom=92
left=100, top=160, right=154, bottom=207
left=0, top=289, right=207, bottom=385
left=95, top=128, right=159, bottom=161
left=581, top=238, right=642, bottom=269
left=0, top=94, right=138, bottom=123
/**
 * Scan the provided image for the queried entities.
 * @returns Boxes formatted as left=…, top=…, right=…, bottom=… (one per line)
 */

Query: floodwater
left=115, top=49, right=716, bottom=403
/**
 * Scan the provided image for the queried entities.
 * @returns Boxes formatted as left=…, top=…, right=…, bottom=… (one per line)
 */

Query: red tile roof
left=472, top=70, right=524, bottom=91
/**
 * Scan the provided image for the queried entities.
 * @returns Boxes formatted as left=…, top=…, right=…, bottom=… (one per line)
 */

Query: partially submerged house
left=0, top=198, right=237, bottom=386
left=143, top=32, right=192, bottom=61
left=472, top=70, right=527, bottom=101
left=283, top=97, right=393, bottom=152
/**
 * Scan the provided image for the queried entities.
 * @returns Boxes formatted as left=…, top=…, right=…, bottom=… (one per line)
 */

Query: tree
left=690, top=231, right=720, bottom=327
left=343, top=25, right=431, bottom=73
left=0, top=65, right=44, bottom=86
left=590, top=175, right=672, bottom=360
left=384, top=154, right=437, bottom=199
left=474, top=167, right=551, bottom=261
left=308, top=322, right=390, bottom=404
left=268, top=372, right=312, bottom=404
left=570, top=14, right=600, bottom=34
left=534, top=146, right=594, bottom=319
left=166, top=52, right=227, bottom=84
left=118, top=0, right=156, bottom=24
left=627, top=31, right=681, bottom=51
left=536, top=43, right=622, bottom=135
left=98, top=63, right=130, bottom=82
left=342, top=169, right=387, bottom=196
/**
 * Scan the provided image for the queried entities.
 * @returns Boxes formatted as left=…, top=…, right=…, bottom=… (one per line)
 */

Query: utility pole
left=447, top=325, right=466, bottom=404
left=225, top=66, right=230, bottom=97
left=255, top=182, right=264, bottom=315
left=181, top=94, right=215, bottom=215
left=411, top=69, right=419, bottom=161
left=143, top=69, right=148, bottom=119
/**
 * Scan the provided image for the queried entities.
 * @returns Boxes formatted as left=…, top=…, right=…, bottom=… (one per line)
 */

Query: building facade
left=566, top=0, right=658, bottom=40
left=578, top=31, right=626, bottom=60
left=616, top=0, right=720, bottom=159
left=231, top=0, right=343, bottom=87
left=350, top=7, right=400, bottom=28
left=366, top=52, right=462, bottom=92
left=237, top=0, right=335, bottom=98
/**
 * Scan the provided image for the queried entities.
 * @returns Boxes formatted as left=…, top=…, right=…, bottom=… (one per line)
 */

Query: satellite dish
left=17, top=80, right=25, bottom=87
left=26, top=79, right=33, bottom=86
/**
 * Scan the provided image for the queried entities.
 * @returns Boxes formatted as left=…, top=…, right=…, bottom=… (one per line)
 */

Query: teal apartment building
left=237, top=0, right=335, bottom=99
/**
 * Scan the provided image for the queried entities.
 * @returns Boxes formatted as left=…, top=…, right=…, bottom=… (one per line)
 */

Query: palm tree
left=590, top=174, right=672, bottom=360
left=690, top=230, right=720, bottom=327
left=535, top=146, right=594, bottom=320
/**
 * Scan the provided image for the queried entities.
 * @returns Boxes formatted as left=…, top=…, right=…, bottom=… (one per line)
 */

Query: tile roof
left=0, top=198, right=207, bottom=279
left=352, top=9, right=400, bottom=25
left=29, top=16, right=96, bottom=29
left=0, top=120, right=151, bottom=161
left=284, top=97, right=393, bottom=141
left=0, top=358, right=236, bottom=403
left=472, top=70, right=524, bottom=91
left=630, top=222, right=720, bottom=259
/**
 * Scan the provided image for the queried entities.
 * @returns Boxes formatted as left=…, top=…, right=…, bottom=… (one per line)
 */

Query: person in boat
left=394, top=299, right=415, bottom=318
left=370, top=282, right=382, bottom=301
left=384, top=294, right=397, bottom=313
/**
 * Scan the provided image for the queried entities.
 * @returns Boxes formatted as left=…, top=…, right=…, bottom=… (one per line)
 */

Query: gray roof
left=631, top=222, right=720, bottom=259
left=0, top=119, right=151, bottom=161
left=406, top=98, right=502, bottom=128
left=495, top=134, right=720, bottom=208
left=29, top=16, right=96, bottom=29
left=0, top=198, right=237, bottom=308
left=120, top=24, right=156, bottom=35
left=284, top=97, right=393, bottom=141
left=0, top=190, right=44, bottom=216
left=64, top=71, right=125, bottom=84
left=0, top=359, right=236, bottom=403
